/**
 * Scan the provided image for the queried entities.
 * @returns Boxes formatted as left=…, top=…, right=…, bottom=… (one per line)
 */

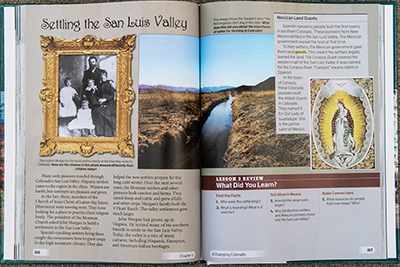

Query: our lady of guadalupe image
left=311, top=78, right=374, bottom=169
left=331, top=99, right=357, bottom=166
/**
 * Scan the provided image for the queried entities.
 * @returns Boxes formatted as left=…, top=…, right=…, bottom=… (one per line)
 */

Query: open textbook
left=0, top=0, right=397, bottom=264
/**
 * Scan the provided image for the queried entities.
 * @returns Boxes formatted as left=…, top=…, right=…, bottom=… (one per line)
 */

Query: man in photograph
left=79, top=56, right=104, bottom=104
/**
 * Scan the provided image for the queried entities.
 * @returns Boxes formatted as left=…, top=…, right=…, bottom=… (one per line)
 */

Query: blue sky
left=201, top=34, right=275, bottom=89
left=139, top=34, right=199, bottom=88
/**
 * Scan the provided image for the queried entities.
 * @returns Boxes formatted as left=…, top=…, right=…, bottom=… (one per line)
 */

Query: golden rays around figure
left=318, top=91, right=366, bottom=155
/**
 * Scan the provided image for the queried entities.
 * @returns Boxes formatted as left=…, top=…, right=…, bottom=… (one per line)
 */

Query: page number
left=359, top=246, right=375, bottom=254
left=32, top=249, right=49, bottom=256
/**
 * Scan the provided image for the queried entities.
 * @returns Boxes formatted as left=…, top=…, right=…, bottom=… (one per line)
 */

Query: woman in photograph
left=92, top=70, right=116, bottom=137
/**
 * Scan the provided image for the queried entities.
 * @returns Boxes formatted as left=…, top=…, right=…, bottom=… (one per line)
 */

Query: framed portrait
left=39, top=34, right=136, bottom=157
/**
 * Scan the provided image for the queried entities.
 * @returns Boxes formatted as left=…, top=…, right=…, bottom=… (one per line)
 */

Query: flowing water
left=201, top=95, right=235, bottom=168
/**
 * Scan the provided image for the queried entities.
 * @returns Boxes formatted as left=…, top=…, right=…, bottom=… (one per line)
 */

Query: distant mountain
left=215, top=77, right=275, bottom=94
left=140, top=77, right=275, bottom=95
left=139, top=84, right=199, bottom=94
left=201, top=85, right=234, bottom=93
left=254, top=77, right=275, bottom=91
left=201, top=77, right=275, bottom=95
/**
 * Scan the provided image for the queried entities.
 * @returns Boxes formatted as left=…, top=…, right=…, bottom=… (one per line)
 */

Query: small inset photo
left=311, top=78, right=374, bottom=169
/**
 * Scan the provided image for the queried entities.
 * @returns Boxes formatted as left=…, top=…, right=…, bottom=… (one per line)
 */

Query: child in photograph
left=68, top=100, right=96, bottom=137
left=84, top=78, right=101, bottom=110
left=85, top=79, right=97, bottom=93
left=58, top=77, right=78, bottom=137
left=59, top=77, right=78, bottom=118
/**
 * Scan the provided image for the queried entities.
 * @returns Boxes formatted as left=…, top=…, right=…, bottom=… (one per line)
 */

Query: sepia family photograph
left=58, top=55, right=117, bottom=138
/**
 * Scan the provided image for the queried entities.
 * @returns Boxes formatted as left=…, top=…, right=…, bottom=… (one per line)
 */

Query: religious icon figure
left=329, top=100, right=358, bottom=167
left=311, top=78, right=374, bottom=169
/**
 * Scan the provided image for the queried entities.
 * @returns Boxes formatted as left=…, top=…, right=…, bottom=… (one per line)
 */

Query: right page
left=3, top=1, right=201, bottom=263
left=200, top=1, right=396, bottom=263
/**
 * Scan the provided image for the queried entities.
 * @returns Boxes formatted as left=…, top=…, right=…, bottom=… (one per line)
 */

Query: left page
left=4, top=1, right=200, bottom=263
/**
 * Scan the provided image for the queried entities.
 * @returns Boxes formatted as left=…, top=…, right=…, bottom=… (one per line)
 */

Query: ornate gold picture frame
left=39, top=34, right=135, bottom=157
